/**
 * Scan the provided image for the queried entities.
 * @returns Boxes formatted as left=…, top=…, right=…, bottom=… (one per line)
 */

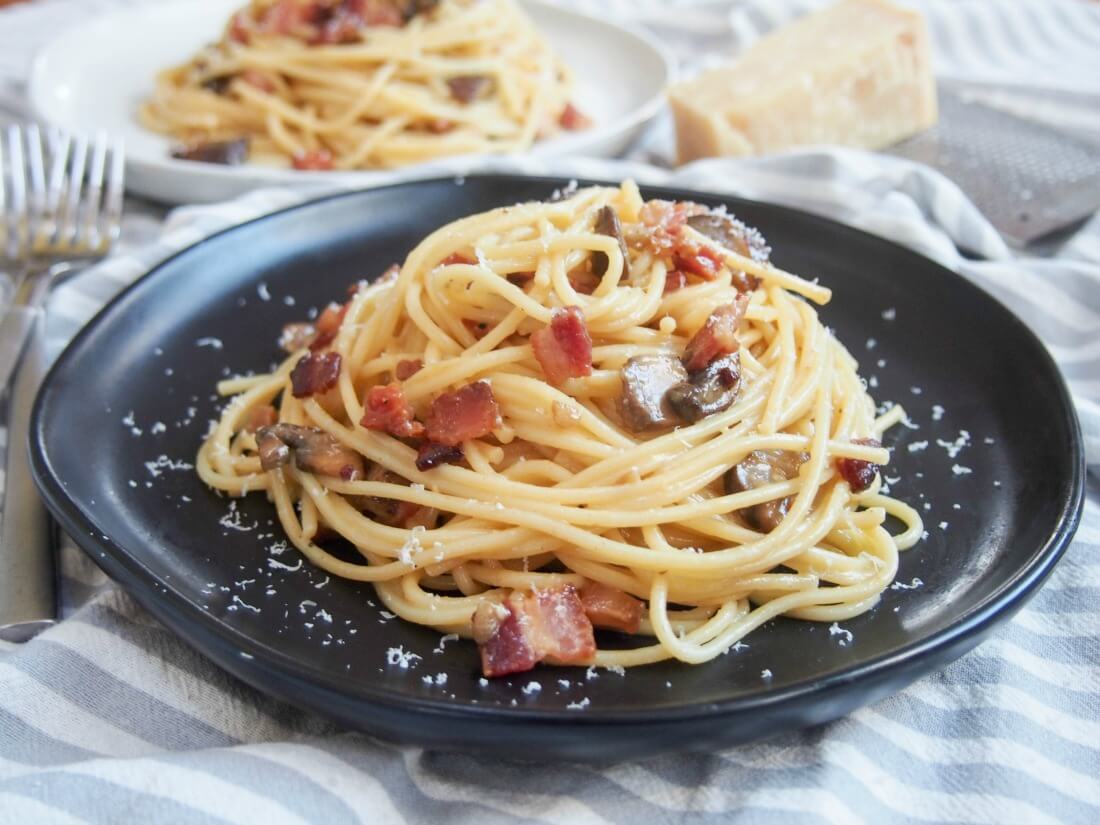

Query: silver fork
left=0, top=125, right=124, bottom=642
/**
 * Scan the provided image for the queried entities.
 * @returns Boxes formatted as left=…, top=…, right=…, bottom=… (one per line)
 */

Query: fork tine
left=60, top=133, right=88, bottom=250
left=6, top=126, right=28, bottom=259
left=103, top=138, right=125, bottom=248
left=24, top=125, right=47, bottom=252
left=78, top=132, right=109, bottom=252
left=44, top=129, right=71, bottom=248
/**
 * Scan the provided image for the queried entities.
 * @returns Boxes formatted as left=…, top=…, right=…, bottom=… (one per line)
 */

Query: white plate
left=28, top=0, right=673, bottom=204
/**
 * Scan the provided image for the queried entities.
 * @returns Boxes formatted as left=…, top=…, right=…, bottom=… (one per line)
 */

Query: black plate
left=30, top=175, right=1084, bottom=761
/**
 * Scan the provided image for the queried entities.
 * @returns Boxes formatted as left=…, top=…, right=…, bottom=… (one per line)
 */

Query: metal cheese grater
left=889, top=82, right=1100, bottom=248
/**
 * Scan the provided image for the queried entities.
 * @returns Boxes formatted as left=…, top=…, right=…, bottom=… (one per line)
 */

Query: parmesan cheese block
left=668, top=0, right=937, bottom=163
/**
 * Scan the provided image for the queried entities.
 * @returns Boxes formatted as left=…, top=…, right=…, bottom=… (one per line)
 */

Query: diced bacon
left=292, top=149, right=335, bottom=171
left=395, top=359, right=423, bottom=380
left=682, top=295, right=749, bottom=373
left=425, top=119, right=455, bottom=134
left=836, top=437, right=882, bottom=493
left=463, top=319, right=492, bottom=340
left=310, top=301, right=348, bottom=350
left=439, top=252, right=475, bottom=266
left=567, top=267, right=600, bottom=295
left=244, top=405, right=278, bottom=433
left=262, top=0, right=318, bottom=35
left=664, top=270, right=688, bottom=293
left=559, top=103, right=591, bottom=130
left=638, top=200, right=707, bottom=254
left=240, top=69, right=276, bottom=93
left=473, top=602, right=539, bottom=678
left=506, top=271, right=535, bottom=288
left=229, top=11, right=252, bottom=42
left=290, top=352, right=342, bottom=398
left=530, top=306, right=593, bottom=385
left=673, top=243, right=724, bottom=281
left=415, top=441, right=464, bottom=471
left=474, top=585, right=596, bottom=678
left=581, top=582, right=643, bottom=634
left=361, top=383, right=425, bottom=439
left=425, top=381, right=501, bottom=446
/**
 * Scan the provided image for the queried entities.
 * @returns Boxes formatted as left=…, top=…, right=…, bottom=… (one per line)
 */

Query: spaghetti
left=197, top=181, right=923, bottom=676
left=140, top=0, right=587, bottom=170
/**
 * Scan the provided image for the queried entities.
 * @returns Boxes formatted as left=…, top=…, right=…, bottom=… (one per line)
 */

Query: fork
left=0, top=125, right=123, bottom=642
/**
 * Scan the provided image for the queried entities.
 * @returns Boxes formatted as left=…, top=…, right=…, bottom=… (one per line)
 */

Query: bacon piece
left=425, top=381, right=501, bottom=446
left=244, top=405, right=278, bottom=433
left=256, top=424, right=365, bottom=480
left=262, top=0, right=319, bottom=35
left=836, top=437, right=882, bottom=493
left=567, top=267, right=600, bottom=296
left=292, top=149, right=335, bottom=171
left=447, top=75, right=490, bottom=103
left=229, top=11, right=252, bottom=42
left=290, top=351, right=342, bottom=397
left=415, top=441, right=464, bottom=471
left=463, top=319, right=492, bottom=340
left=682, top=295, right=749, bottom=373
left=309, top=301, right=348, bottom=351
left=581, top=583, right=643, bottom=634
left=439, top=252, right=475, bottom=266
left=637, top=199, right=707, bottom=254
left=395, top=359, right=423, bottom=380
left=240, top=69, right=276, bottom=93
left=361, top=383, right=426, bottom=439
left=673, top=243, right=724, bottom=281
left=506, top=271, right=535, bottom=288
left=474, top=585, right=596, bottom=677
left=531, top=306, right=593, bottom=386
left=559, top=103, right=591, bottom=130
left=664, top=270, right=688, bottom=293
left=425, top=119, right=455, bottom=134
left=686, top=212, right=768, bottom=293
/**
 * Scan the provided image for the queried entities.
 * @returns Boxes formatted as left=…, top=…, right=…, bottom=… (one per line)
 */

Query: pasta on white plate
left=197, top=180, right=923, bottom=678
left=141, top=0, right=588, bottom=171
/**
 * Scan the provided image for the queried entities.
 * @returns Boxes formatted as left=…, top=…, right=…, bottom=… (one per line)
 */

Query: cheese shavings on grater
left=889, top=85, right=1100, bottom=247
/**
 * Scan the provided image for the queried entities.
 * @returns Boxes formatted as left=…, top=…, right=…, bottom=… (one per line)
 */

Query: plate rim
left=30, top=173, right=1087, bottom=726
left=26, top=0, right=675, bottom=196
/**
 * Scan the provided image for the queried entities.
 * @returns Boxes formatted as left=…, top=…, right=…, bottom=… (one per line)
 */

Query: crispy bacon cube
left=836, top=437, right=883, bottom=493
left=473, top=585, right=596, bottom=678
left=425, top=381, right=501, bottom=447
left=580, top=582, right=643, bottom=634
left=361, top=383, right=425, bottom=439
left=530, top=306, right=593, bottom=386
left=309, top=301, right=349, bottom=351
left=673, top=243, right=724, bottom=281
left=559, top=103, right=591, bottom=130
left=395, top=359, right=423, bottom=380
left=290, top=351, right=342, bottom=398
left=292, top=149, right=335, bottom=171
left=682, top=295, right=749, bottom=373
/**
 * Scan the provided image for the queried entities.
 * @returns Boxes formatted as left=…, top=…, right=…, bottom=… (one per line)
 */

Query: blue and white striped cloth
left=2, top=1, right=1099, bottom=823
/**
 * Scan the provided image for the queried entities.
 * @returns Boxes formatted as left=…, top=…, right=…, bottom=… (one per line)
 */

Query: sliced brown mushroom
left=353, top=464, right=425, bottom=527
left=447, top=75, right=490, bottom=103
left=171, top=138, right=249, bottom=166
left=619, top=354, right=689, bottom=431
left=724, top=449, right=808, bottom=532
left=256, top=424, right=365, bottom=480
left=665, top=352, right=742, bottom=423
left=686, top=212, right=770, bottom=292
left=591, top=205, right=630, bottom=279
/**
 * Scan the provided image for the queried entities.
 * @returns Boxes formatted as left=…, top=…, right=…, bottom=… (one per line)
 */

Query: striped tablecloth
left=1, top=1, right=1099, bottom=823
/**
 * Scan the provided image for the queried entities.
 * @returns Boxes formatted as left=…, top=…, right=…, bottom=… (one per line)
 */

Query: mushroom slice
left=725, top=449, right=808, bottom=532
left=619, top=354, right=689, bottom=432
left=256, top=424, right=365, bottom=480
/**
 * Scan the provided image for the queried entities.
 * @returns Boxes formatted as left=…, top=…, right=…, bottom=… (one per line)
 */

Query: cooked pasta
left=197, top=180, right=923, bottom=676
left=141, top=0, right=587, bottom=170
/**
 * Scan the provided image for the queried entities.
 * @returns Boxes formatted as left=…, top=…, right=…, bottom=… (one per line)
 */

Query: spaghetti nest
left=198, top=181, right=923, bottom=675
left=140, top=0, right=584, bottom=170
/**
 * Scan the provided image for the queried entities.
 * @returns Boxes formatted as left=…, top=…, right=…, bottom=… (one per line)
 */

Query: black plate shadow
left=30, top=175, right=1084, bottom=761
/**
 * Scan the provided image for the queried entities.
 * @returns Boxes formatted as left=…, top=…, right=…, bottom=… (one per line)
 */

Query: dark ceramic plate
left=30, top=175, right=1084, bottom=761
